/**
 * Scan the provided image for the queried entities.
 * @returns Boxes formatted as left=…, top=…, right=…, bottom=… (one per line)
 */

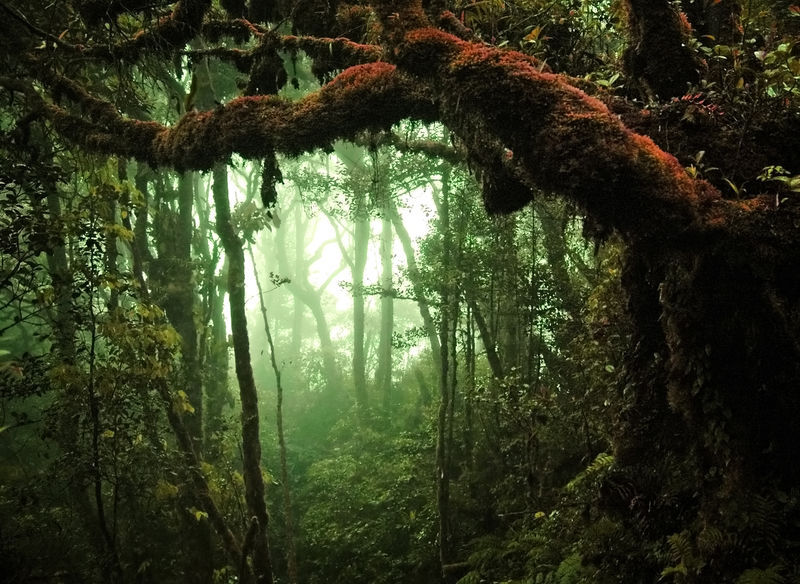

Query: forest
left=1, top=0, right=800, bottom=582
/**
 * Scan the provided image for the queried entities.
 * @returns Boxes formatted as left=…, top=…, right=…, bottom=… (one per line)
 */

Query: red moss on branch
left=41, top=62, right=436, bottom=171
left=395, top=28, right=720, bottom=244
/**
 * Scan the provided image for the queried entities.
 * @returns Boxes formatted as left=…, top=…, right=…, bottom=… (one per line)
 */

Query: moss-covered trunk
left=212, top=164, right=274, bottom=584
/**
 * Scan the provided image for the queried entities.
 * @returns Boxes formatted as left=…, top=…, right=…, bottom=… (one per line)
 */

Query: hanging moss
left=78, top=0, right=213, bottom=60
left=622, top=0, right=702, bottom=99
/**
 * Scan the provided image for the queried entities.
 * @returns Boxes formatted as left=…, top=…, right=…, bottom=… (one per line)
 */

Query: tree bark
left=249, top=250, right=299, bottom=584
left=375, top=195, right=394, bottom=409
left=352, top=187, right=370, bottom=413
left=212, top=164, right=274, bottom=584
left=435, top=167, right=452, bottom=580
left=389, top=200, right=441, bottom=374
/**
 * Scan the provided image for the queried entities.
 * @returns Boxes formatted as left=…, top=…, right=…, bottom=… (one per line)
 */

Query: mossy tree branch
left=394, top=28, right=723, bottom=243
left=23, top=16, right=760, bottom=249
left=35, top=62, right=436, bottom=170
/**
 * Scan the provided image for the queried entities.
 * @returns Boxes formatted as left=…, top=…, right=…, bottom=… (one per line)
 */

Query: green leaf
left=189, top=507, right=209, bottom=522
left=155, top=479, right=179, bottom=501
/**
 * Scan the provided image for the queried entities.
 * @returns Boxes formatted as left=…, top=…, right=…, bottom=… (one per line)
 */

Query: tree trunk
left=467, top=299, right=504, bottom=381
left=352, top=187, right=370, bottom=413
left=212, top=164, right=274, bottom=584
left=249, top=251, right=300, bottom=584
left=290, top=201, right=304, bottom=356
left=175, top=173, right=203, bottom=447
left=195, top=187, right=231, bottom=452
left=375, top=200, right=394, bottom=409
left=623, top=0, right=701, bottom=98
left=435, top=167, right=452, bottom=580
left=274, top=205, right=340, bottom=393
left=390, top=200, right=441, bottom=374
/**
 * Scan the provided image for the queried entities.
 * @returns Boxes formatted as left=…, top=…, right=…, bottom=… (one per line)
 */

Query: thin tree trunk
left=172, top=173, right=203, bottom=448
left=212, top=164, right=274, bottom=584
left=463, top=304, right=475, bottom=476
left=390, top=201, right=441, bottom=373
left=86, top=197, right=124, bottom=583
left=274, top=211, right=341, bottom=392
left=44, top=190, right=75, bottom=362
left=249, top=249, right=299, bottom=584
left=103, top=176, right=119, bottom=311
left=38, top=151, right=124, bottom=581
left=205, top=259, right=230, bottom=445
left=194, top=185, right=230, bottom=451
left=435, top=167, right=452, bottom=580
left=352, top=187, right=370, bottom=413
left=291, top=201, right=304, bottom=356
left=375, top=205, right=394, bottom=409
left=156, top=381, right=245, bottom=571
left=333, top=143, right=371, bottom=413
left=467, top=299, right=504, bottom=380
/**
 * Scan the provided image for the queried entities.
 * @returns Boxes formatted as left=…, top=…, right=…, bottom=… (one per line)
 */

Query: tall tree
left=375, top=157, right=395, bottom=409
left=336, top=144, right=372, bottom=413
left=273, top=191, right=342, bottom=393
left=212, top=165, right=274, bottom=584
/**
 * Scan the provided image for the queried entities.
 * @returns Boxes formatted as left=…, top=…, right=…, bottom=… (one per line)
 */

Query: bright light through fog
left=225, top=151, right=438, bottom=354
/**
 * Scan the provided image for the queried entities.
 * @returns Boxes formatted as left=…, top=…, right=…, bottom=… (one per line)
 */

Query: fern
left=696, top=525, right=726, bottom=556
left=736, top=566, right=786, bottom=584
left=660, top=563, right=689, bottom=581
left=565, top=453, right=615, bottom=492
left=666, top=531, right=695, bottom=566
left=747, top=495, right=781, bottom=552
left=554, top=553, right=584, bottom=584
left=456, top=571, right=483, bottom=584
left=661, top=531, right=702, bottom=582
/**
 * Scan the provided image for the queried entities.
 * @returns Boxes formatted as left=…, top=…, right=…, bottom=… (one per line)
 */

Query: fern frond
left=565, top=453, right=614, bottom=492
left=455, top=571, right=483, bottom=584
left=736, top=566, right=786, bottom=584
left=666, top=531, right=694, bottom=565
left=748, top=495, right=781, bottom=551
left=697, top=525, right=726, bottom=555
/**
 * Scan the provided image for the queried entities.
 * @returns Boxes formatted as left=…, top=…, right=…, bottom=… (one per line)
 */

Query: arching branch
left=395, top=28, right=724, bottom=244
left=32, top=62, right=436, bottom=169
left=26, top=15, right=752, bottom=247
